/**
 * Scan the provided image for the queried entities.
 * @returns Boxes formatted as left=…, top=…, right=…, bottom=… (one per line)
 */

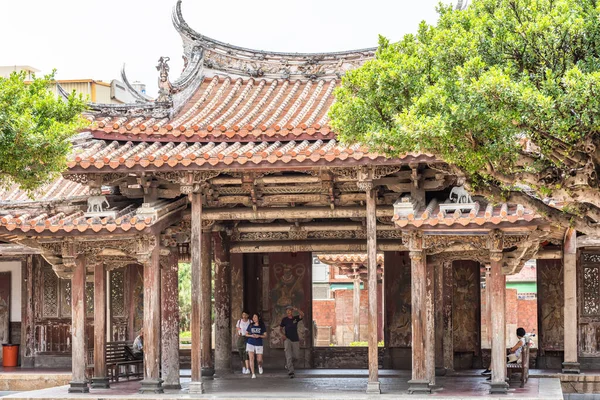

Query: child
left=483, top=327, right=527, bottom=379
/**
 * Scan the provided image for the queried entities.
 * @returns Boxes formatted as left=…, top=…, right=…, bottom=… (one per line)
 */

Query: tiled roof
left=68, top=139, right=429, bottom=170
left=90, top=76, right=338, bottom=141
left=0, top=198, right=186, bottom=235
left=318, top=253, right=384, bottom=265
left=393, top=200, right=539, bottom=228
left=0, top=177, right=89, bottom=204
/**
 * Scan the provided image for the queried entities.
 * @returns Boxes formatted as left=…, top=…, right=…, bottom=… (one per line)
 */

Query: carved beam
left=230, top=240, right=406, bottom=253
left=200, top=206, right=394, bottom=220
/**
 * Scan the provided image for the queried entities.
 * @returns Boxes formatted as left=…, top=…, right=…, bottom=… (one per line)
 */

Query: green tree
left=0, top=71, right=87, bottom=191
left=330, top=0, right=600, bottom=235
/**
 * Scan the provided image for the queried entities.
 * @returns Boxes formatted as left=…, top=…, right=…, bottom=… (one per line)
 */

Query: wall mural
left=268, top=252, right=312, bottom=348
left=385, top=251, right=412, bottom=347
left=131, top=265, right=144, bottom=337
left=537, top=259, right=564, bottom=352
left=452, top=260, right=480, bottom=354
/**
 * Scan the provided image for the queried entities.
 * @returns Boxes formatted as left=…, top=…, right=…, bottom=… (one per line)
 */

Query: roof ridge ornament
left=156, top=56, right=173, bottom=102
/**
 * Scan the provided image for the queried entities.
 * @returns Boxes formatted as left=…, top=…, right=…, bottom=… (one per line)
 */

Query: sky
left=0, top=0, right=451, bottom=97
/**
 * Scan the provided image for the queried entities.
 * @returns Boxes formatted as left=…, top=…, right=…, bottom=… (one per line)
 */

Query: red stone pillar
left=489, top=248, right=508, bottom=394
left=139, top=238, right=163, bottom=394
left=366, top=187, right=380, bottom=394
left=161, top=251, right=180, bottom=389
left=91, top=262, right=109, bottom=388
left=69, top=255, right=89, bottom=393
left=190, top=192, right=204, bottom=394
left=214, top=231, right=232, bottom=375
left=201, top=231, right=214, bottom=377
left=408, top=232, right=430, bottom=394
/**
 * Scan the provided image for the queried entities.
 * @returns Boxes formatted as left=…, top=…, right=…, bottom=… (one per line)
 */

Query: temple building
left=0, top=1, right=598, bottom=396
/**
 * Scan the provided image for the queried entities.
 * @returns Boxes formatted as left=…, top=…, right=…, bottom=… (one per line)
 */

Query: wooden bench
left=506, top=337, right=530, bottom=388
left=86, top=341, right=143, bottom=382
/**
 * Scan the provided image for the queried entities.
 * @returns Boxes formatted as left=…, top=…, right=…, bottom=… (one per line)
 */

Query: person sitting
left=483, top=327, right=527, bottom=379
left=132, top=330, right=144, bottom=360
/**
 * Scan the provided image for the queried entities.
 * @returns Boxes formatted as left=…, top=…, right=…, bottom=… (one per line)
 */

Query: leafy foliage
left=330, top=0, right=600, bottom=234
left=0, top=71, right=87, bottom=191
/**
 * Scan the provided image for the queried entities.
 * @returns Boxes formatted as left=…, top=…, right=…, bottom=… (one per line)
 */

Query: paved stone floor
left=0, top=370, right=564, bottom=400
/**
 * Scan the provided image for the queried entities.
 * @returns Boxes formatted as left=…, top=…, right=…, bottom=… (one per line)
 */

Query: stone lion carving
left=449, top=186, right=473, bottom=204
left=87, top=195, right=110, bottom=213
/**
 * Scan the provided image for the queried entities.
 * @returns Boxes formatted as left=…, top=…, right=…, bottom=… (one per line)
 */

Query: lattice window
left=111, top=270, right=126, bottom=317
left=85, top=282, right=94, bottom=316
left=582, top=253, right=600, bottom=317
left=42, top=269, right=59, bottom=318
left=60, top=279, right=71, bottom=318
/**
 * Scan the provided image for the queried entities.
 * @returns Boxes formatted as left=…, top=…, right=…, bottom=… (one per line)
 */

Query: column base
left=162, top=383, right=182, bottom=390
left=435, top=367, right=447, bottom=376
left=90, top=377, right=110, bottom=388
left=201, top=367, right=215, bottom=378
left=68, top=381, right=89, bottom=393
left=139, top=379, right=164, bottom=394
left=562, top=362, right=580, bottom=374
left=489, top=381, right=509, bottom=394
left=407, top=379, right=431, bottom=394
left=366, top=381, right=381, bottom=394
left=189, top=381, right=204, bottom=394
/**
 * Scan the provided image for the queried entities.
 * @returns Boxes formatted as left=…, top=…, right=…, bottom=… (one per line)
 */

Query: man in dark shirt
left=280, top=305, right=304, bottom=378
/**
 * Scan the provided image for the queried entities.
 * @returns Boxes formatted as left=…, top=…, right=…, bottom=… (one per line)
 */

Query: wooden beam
left=201, top=232, right=214, bottom=377
left=161, top=251, right=181, bottom=389
left=575, top=234, right=600, bottom=248
left=534, top=249, right=562, bottom=259
left=190, top=193, right=204, bottom=393
left=201, top=206, right=394, bottom=220
left=230, top=240, right=406, bottom=253
left=234, top=222, right=397, bottom=232
left=91, top=262, right=109, bottom=388
left=213, top=232, right=232, bottom=374
left=0, top=243, right=40, bottom=255
left=366, top=188, right=380, bottom=394
left=69, top=255, right=89, bottom=393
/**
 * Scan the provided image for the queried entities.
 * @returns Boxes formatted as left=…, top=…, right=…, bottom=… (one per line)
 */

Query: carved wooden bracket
left=63, top=173, right=129, bottom=187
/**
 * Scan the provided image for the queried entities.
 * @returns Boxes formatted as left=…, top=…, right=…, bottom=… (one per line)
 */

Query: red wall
left=313, top=299, right=336, bottom=336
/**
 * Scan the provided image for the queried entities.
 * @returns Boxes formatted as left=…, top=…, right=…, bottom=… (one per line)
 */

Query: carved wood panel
left=111, top=269, right=126, bottom=317
left=268, top=252, right=312, bottom=349
left=384, top=251, right=412, bottom=347
left=537, top=259, right=564, bottom=352
left=0, top=272, right=10, bottom=349
left=579, top=252, right=600, bottom=357
left=452, top=260, right=481, bottom=354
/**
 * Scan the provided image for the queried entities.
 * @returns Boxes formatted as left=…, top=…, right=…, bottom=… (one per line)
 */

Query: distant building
left=1, top=65, right=143, bottom=104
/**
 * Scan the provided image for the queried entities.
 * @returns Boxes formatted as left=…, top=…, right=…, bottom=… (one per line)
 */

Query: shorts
left=246, top=343, right=263, bottom=354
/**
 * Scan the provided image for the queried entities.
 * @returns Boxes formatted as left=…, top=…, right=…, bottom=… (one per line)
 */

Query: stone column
left=91, top=262, right=109, bottom=388
left=139, top=238, right=163, bottom=394
left=563, top=228, right=580, bottom=373
left=20, top=255, right=34, bottom=368
left=489, top=247, right=508, bottom=394
left=69, top=255, right=89, bottom=393
left=408, top=232, right=430, bottom=394
left=434, top=261, right=444, bottom=376
left=425, top=258, right=435, bottom=387
left=161, top=250, right=181, bottom=389
left=190, top=192, right=204, bottom=394
left=201, top=231, right=214, bottom=377
left=214, top=231, right=232, bottom=375
left=442, top=261, right=454, bottom=372
left=353, top=267, right=361, bottom=342
left=365, top=187, right=380, bottom=394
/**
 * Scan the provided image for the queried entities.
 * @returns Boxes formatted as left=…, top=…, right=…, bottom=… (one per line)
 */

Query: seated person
left=132, top=330, right=144, bottom=360
left=482, top=327, right=527, bottom=378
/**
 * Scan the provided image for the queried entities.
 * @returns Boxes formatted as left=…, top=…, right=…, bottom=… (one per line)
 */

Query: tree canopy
left=330, top=0, right=600, bottom=235
left=0, top=71, right=87, bottom=192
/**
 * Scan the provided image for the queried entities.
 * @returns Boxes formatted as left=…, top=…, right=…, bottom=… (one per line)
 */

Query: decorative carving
left=487, top=230, right=504, bottom=251
left=63, top=173, right=128, bottom=186
left=42, top=269, right=59, bottom=317
left=156, top=56, right=173, bottom=102
left=103, top=256, right=136, bottom=271
left=373, top=166, right=402, bottom=180
left=356, top=180, right=374, bottom=192
left=582, top=264, right=599, bottom=316
left=330, top=167, right=360, bottom=180
left=135, top=235, right=158, bottom=265
left=423, top=234, right=488, bottom=254
left=85, top=282, right=94, bottom=316
left=110, top=270, right=126, bottom=317
left=448, top=186, right=473, bottom=204
left=409, top=251, right=423, bottom=261
left=87, top=195, right=110, bottom=213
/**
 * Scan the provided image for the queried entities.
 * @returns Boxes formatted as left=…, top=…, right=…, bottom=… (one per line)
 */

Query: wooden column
left=562, top=228, right=580, bottom=373
left=489, top=248, right=508, bottom=394
left=408, top=232, right=430, bottom=394
left=425, top=259, right=435, bottom=387
left=214, top=231, right=232, bottom=375
left=161, top=251, right=181, bottom=389
left=190, top=192, right=204, bottom=394
left=353, top=272, right=361, bottom=342
left=201, top=231, right=214, bottom=377
left=20, top=255, right=34, bottom=368
left=69, top=255, right=89, bottom=393
left=106, top=270, right=112, bottom=342
left=485, top=265, right=492, bottom=351
left=434, top=261, right=444, bottom=376
left=442, top=261, right=454, bottom=372
left=366, top=187, right=380, bottom=394
left=91, top=262, right=109, bottom=388
left=139, top=238, right=163, bottom=394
